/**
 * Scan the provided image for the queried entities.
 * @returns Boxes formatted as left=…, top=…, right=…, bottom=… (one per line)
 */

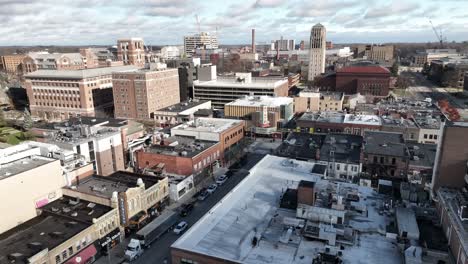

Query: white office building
left=184, top=32, right=218, bottom=57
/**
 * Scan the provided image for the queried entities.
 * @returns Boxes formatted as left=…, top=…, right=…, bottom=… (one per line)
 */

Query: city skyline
left=0, top=0, right=467, bottom=46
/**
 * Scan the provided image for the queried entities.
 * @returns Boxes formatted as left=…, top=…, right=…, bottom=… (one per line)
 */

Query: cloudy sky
left=0, top=0, right=467, bottom=46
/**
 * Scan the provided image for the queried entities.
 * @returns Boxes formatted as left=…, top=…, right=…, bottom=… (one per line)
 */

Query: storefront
left=98, top=228, right=121, bottom=255
left=65, top=245, right=97, bottom=264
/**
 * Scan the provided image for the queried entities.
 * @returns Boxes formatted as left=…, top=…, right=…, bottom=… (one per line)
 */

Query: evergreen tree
left=22, top=109, right=33, bottom=130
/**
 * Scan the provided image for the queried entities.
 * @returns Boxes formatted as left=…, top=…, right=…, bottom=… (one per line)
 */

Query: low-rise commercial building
left=0, top=195, right=119, bottom=264
left=319, top=134, right=363, bottom=181
left=152, top=100, right=212, bottom=126
left=171, top=117, right=244, bottom=152
left=407, top=142, right=436, bottom=188
left=32, top=120, right=125, bottom=176
left=296, top=112, right=381, bottom=135
left=137, top=136, right=220, bottom=185
left=0, top=144, right=64, bottom=234
left=63, top=171, right=168, bottom=231
left=25, top=65, right=139, bottom=121
left=294, top=90, right=344, bottom=113
left=113, top=68, right=180, bottom=120
left=362, top=131, right=409, bottom=181
left=171, top=155, right=402, bottom=264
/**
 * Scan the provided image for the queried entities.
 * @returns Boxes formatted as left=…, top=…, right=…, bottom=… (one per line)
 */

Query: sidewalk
left=94, top=239, right=128, bottom=264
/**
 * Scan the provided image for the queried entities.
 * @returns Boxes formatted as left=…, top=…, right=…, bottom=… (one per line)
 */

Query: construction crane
left=429, top=20, right=446, bottom=48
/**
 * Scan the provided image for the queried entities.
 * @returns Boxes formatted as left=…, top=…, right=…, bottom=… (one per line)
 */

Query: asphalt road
left=133, top=153, right=266, bottom=264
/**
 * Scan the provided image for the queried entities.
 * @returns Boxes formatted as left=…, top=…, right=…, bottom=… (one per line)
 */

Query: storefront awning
left=65, top=245, right=97, bottom=264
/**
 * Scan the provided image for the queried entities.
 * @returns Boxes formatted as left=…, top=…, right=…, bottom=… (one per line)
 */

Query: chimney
left=251, top=28, right=255, bottom=53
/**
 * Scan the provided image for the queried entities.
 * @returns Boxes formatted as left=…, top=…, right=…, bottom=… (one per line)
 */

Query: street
left=107, top=153, right=266, bottom=264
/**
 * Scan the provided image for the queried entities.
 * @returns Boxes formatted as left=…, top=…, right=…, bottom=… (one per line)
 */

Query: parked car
left=197, top=190, right=210, bottom=201
left=207, top=184, right=218, bottom=194
left=180, top=203, right=194, bottom=217
left=216, top=175, right=228, bottom=185
left=173, top=221, right=188, bottom=235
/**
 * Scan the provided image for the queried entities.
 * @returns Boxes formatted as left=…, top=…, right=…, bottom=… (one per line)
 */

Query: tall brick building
left=117, top=38, right=146, bottom=67
left=25, top=65, right=139, bottom=121
left=335, top=65, right=391, bottom=96
left=112, top=68, right=180, bottom=120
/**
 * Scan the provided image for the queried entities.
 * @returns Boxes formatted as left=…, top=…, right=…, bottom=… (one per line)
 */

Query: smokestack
left=251, top=28, right=255, bottom=53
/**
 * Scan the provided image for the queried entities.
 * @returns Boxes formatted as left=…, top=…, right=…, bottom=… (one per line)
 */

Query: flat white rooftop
left=226, top=96, right=293, bottom=108
left=343, top=114, right=382, bottom=126
left=171, top=118, right=243, bottom=134
left=194, top=77, right=287, bottom=89
left=172, top=155, right=401, bottom=264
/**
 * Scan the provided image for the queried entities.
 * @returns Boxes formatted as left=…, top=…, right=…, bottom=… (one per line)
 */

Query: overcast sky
left=0, top=0, right=467, bottom=46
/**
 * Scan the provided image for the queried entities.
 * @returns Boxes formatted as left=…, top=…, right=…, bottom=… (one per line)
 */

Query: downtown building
left=24, top=65, right=139, bottom=121
left=22, top=49, right=100, bottom=74
left=307, top=23, right=326, bottom=82
left=353, top=44, right=395, bottom=64
left=112, top=67, right=180, bottom=120
left=183, top=32, right=218, bottom=57
left=224, top=95, right=293, bottom=136
left=117, top=38, right=146, bottom=67
left=0, top=54, right=26, bottom=74
left=193, top=65, right=289, bottom=109
left=31, top=119, right=125, bottom=176
left=171, top=155, right=403, bottom=264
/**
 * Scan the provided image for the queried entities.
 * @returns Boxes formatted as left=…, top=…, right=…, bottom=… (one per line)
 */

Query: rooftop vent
left=66, top=221, right=78, bottom=227
left=7, top=253, right=25, bottom=261
left=27, top=242, right=43, bottom=250
left=49, top=231, right=65, bottom=238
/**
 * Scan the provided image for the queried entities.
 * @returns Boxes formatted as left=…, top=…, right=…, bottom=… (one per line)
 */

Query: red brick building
left=136, top=136, right=221, bottom=177
left=335, top=65, right=391, bottom=96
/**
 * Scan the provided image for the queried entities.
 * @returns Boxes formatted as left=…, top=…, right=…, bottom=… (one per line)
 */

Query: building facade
left=193, top=70, right=289, bottom=109
left=63, top=171, right=169, bottom=230
left=0, top=195, right=120, bottom=264
left=0, top=54, right=26, bottom=74
left=184, top=32, right=218, bottom=57
left=354, top=44, right=394, bottom=63
left=32, top=121, right=125, bottom=176
left=0, top=145, right=64, bottom=234
left=308, top=23, right=326, bottom=81
left=25, top=65, right=139, bottom=121
left=432, top=121, right=468, bottom=193
left=113, top=68, right=180, bottom=120
left=362, top=131, right=409, bottom=181
left=117, top=38, right=145, bottom=67
left=335, top=65, right=391, bottom=96
left=22, top=50, right=99, bottom=74
left=136, top=137, right=221, bottom=178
